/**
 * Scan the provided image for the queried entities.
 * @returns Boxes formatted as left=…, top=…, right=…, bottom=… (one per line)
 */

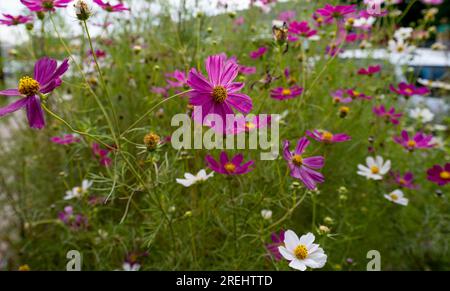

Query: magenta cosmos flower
left=187, top=54, right=252, bottom=126
left=391, top=171, right=417, bottom=189
left=21, top=0, right=73, bottom=12
left=346, top=89, right=372, bottom=100
left=278, top=10, right=296, bottom=23
left=249, top=47, right=268, bottom=59
left=0, top=14, right=33, bottom=26
left=306, top=130, right=351, bottom=144
left=266, top=230, right=285, bottom=261
left=205, top=151, right=254, bottom=175
left=93, top=0, right=130, bottom=12
left=58, top=206, right=88, bottom=230
left=283, top=137, right=325, bottom=190
left=331, top=89, right=352, bottom=104
left=239, top=66, right=257, bottom=75
left=165, top=70, right=187, bottom=88
left=92, top=143, right=112, bottom=167
left=271, top=85, right=303, bottom=100
left=389, top=82, right=430, bottom=98
left=421, top=0, right=443, bottom=5
left=373, top=105, right=402, bottom=125
left=315, top=4, right=356, bottom=23
left=51, top=134, right=81, bottom=145
left=393, top=130, right=435, bottom=151
left=0, top=57, right=69, bottom=129
left=427, top=163, right=450, bottom=186
left=287, top=21, right=317, bottom=42
left=358, top=65, right=381, bottom=76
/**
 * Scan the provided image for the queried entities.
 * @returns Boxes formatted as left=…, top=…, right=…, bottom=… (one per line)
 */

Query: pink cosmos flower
left=278, top=11, right=296, bottom=23
left=58, top=206, right=88, bottom=230
left=151, top=86, right=169, bottom=98
left=165, top=70, right=187, bottom=88
left=358, top=65, right=381, bottom=76
left=306, top=130, right=351, bottom=144
left=315, top=4, right=356, bottom=23
left=326, top=43, right=343, bottom=56
left=93, top=0, right=130, bottom=12
left=266, top=230, right=285, bottom=261
left=283, top=137, right=325, bottom=190
left=234, top=16, right=245, bottom=27
left=205, top=151, right=254, bottom=175
left=0, top=14, right=33, bottom=26
left=88, top=49, right=106, bottom=60
left=373, top=105, right=402, bottom=125
left=288, top=21, right=317, bottom=41
left=389, top=82, right=430, bottom=98
left=239, top=66, right=257, bottom=75
left=21, top=0, right=73, bottom=12
left=92, top=143, right=112, bottom=167
left=226, top=115, right=271, bottom=135
left=50, top=134, right=81, bottom=145
left=270, top=86, right=303, bottom=100
left=187, top=54, right=252, bottom=128
left=391, top=171, right=418, bottom=189
left=249, top=47, right=268, bottom=59
left=393, top=130, right=435, bottom=151
left=427, top=163, right=450, bottom=186
left=421, top=0, right=443, bottom=5
left=0, top=57, right=69, bottom=129
left=346, top=89, right=372, bottom=100
left=331, top=89, right=352, bottom=104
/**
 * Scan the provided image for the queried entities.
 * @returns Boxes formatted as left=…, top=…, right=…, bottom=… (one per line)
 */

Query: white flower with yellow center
left=384, top=189, right=408, bottom=206
left=357, top=156, right=391, bottom=180
left=176, top=169, right=214, bottom=187
left=409, top=107, right=434, bottom=123
left=278, top=230, right=327, bottom=271
left=64, top=180, right=93, bottom=200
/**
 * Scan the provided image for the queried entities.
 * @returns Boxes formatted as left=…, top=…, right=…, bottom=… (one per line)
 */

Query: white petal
left=278, top=246, right=296, bottom=261
left=398, top=198, right=409, bottom=206
left=366, top=157, right=375, bottom=167
left=375, top=156, right=383, bottom=167
left=380, top=160, right=391, bottom=174
left=176, top=178, right=195, bottom=187
left=299, top=232, right=315, bottom=248
left=289, top=259, right=307, bottom=271
left=184, top=173, right=195, bottom=180
left=284, top=230, right=300, bottom=252
left=392, top=189, right=404, bottom=198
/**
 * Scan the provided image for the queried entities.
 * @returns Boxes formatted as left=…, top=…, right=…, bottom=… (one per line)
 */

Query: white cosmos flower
left=384, top=189, right=409, bottom=206
left=176, top=169, right=213, bottom=187
left=353, top=16, right=376, bottom=29
left=409, top=107, right=434, bottom=123
left=278, top=230, right=327, bottom=271
left=122, top=262, right=140, bottom=271
left=261, top=209, right=272, bottom=220
left=394, top=27, right=413, bottom=41
left=388, top=38, right=415, bottom=55
left=357, top=156, right=391, bottom=180
left=64, top=180, right=93, bottom=200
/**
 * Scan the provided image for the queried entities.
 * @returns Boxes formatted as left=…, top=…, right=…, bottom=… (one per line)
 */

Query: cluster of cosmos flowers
left=0, top=0, right=448, bottom=271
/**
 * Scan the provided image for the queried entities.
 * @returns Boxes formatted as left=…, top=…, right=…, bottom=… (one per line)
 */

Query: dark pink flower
left=288, top=21, right=317, bottom=40
left=278, top=10, right=296, bottom=23
left=165, top=70, right=187, bottom=88
left=373, top=105, right=402, bottom=125
left=239, top=66, right=257, bottom=75
left=358, top=65, right=381, bottom=76
left=266, top=230, right=285, bottom=261
left=249, top=47, right=268, bottom=59
left=393, top=130, right=435, bottom=151
left=391, top=171, right=418, bottom=189
left=326, top=43, right=343, bottom=56
left=88, top=49, right=106, bottom=60
left=21, top=0, right=73, bottom=12
left=0, top=57, right=69, bottom=129
left=270, top=85, right=303, bottom=100
left=283, top=137, right=325, bottom=190
left=93, top=0, right=130, bottom=12
left=205, top=151, right=254, bottom=175
left=187, top=54, right=252, bottom=128
left=315, top=4, right=356, bottom=23
left=0, top=14, right=33, bottom=26
left=306, top=130, right=351, bottom=144
left=234, top=16, right=245, bottom=26
left=389, top=82, right=430, bottom=98
left=427, top=163, right=450, bottom=186
left=92, top=143, right=112, bottom=167
left=58, top=206, right=88, bottom=230
left=151, top=86, right=169, bottom=97
left=50, top=134, right=81, bottom=145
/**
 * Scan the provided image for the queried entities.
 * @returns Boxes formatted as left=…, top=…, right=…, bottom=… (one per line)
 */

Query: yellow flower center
left=404, top=88, right=413, bottom=94
left=390, top=193, right=399, bottom=201
left=399, top=178, right=407, bottom=185
left=353, top=91, right=360, bottom=97
left=322, top=131, right=334, bottom=141
left=246, top=122, right=256, bottom=130
left=440, top=171, right=450, bottom=180
left=397, top=45, right=404, bottom=52
left=18, top=76, right=40, bottom=96
left=212, top=86, right=228, bottom=103
left=340, top=106, right=350, bottom=113
left=282, top=89, right=292, bottom=96
left=294, top=244, right=308, bottom=260
left=407, top=140, right=416, bottom=148
left=371, top=166, right=380, bottom=174
left=317, top=17, right=323, bottom=24
left=292, top=155, right=303, bottom=166
left=224, top=162, right=236, bottom=173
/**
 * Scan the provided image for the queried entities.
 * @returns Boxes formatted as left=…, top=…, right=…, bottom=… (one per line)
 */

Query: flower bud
left=75, top=0, right=92, bottom=21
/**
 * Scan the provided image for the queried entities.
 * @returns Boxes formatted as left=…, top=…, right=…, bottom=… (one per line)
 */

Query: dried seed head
left=143, top=132, right=160, bottom=150
left=75, top=0, right=92, bottom=21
